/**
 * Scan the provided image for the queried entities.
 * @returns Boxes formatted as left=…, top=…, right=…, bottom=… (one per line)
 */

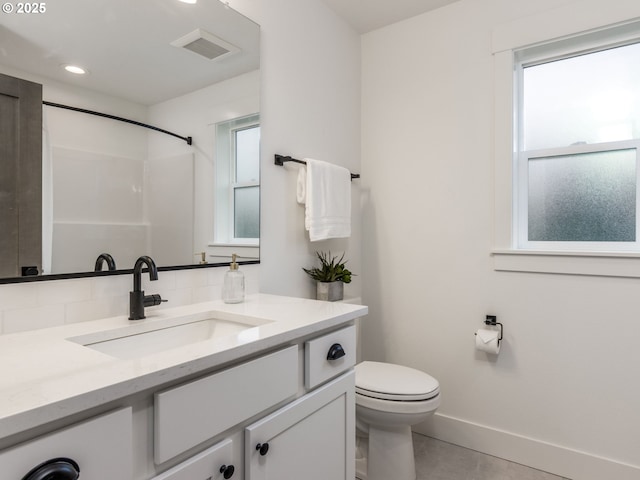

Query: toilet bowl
left=355, top=361, right=440, bottom=480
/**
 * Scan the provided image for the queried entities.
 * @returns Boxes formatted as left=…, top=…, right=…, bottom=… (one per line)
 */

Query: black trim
left=0, top=261, right=260, bottom=285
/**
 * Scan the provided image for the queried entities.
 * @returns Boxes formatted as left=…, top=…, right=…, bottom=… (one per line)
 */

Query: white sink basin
left=68, top=312, right=269, bottom=360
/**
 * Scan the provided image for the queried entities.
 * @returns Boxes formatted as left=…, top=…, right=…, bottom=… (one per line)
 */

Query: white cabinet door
left=245, top=371, right=354, bottom=480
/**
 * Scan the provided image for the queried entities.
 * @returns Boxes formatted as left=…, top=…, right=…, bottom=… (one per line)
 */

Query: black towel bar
left=274, top=154, right=360, bottom=179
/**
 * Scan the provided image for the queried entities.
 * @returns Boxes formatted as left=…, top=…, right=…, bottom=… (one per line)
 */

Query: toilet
left=355, top=361, right=440, bottom=480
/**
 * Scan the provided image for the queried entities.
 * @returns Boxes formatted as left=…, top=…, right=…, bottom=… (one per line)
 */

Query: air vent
left=171, top=28, right=240, bottom=61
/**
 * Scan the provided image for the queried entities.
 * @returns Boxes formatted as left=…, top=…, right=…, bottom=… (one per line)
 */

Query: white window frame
left=213, top=113, right=260, bottom=247
left=229, top=123, right=260, bottom=241
left=516, top=142, right=640, bottom=252
left=491, top=1, right=640, bottom=277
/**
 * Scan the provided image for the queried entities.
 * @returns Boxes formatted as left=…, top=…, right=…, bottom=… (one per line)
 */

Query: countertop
left=0, top=294, right=367, bottom=441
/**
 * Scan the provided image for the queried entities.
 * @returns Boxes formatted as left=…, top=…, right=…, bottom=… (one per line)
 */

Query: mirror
left=0, top=0, right=260, bottom=283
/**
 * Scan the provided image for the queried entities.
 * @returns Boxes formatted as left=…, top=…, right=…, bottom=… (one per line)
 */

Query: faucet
left=129, top=256, right=165, bottom=320
left=94, top=253, right=116, bottom=271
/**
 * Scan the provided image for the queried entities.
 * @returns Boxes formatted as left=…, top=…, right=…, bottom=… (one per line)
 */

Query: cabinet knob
left=220, top=464, right=235, bottom=479
left=21, top=458, right=80, bottom=480
left=256, top=442, right=270, bottom=456
left=327, top=343, right=346, bottom=361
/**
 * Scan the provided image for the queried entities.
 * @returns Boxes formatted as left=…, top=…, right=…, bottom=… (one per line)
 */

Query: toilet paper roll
left=475, top=328, right=501, bottom=354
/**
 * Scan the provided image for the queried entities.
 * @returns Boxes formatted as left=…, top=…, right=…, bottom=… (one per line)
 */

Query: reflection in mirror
left=215, top=114, right=261, bottom=245
left=0, top=0, right=260, bottom=283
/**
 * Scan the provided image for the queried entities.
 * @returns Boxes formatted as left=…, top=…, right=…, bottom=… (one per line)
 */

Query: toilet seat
left=355, top=361, right=439, bottom=401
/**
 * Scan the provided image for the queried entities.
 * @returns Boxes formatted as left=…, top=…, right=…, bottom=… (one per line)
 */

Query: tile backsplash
left=0, top=264, right=260, bottom=335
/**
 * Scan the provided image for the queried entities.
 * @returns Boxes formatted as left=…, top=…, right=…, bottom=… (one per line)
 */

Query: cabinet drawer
left=151, top=438, right=234, bottom=480
left=305, top=325, right=356, bottom=389
left=0, top=408, right=132, bottom=480
left=155, top=345, right=298, bottom=463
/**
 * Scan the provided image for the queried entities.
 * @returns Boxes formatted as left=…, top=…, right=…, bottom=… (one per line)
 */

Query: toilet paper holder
left=482, top=315, right=503, bottom=344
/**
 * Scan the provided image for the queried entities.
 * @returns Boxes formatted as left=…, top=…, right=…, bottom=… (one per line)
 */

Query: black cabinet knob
left=21, top=458, right=80, bottom=480
left=256, top=442, right=270, bottom=456
left=220, top=464, right=235, bottom=479
left=327, top=343, right=346, bottom=361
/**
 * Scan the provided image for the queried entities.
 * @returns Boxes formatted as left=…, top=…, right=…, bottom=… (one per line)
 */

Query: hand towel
left=303, top=158, right=351, bottom=242
left=297, top=166, right=307, bottom=204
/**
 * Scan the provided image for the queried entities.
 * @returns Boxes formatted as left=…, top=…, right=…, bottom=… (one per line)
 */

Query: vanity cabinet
left=0, top=299, right=364, bottom=480
left=153, top=324, right=356, bottom=480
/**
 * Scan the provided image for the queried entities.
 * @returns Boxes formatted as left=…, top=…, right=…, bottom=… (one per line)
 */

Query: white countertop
left=0, top=294, right=367, bottom=440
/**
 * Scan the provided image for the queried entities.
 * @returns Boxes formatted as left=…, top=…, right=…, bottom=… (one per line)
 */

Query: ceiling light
left=178, top=0, right=197, bottom=4
left=63, top=65, right=87, bottom=75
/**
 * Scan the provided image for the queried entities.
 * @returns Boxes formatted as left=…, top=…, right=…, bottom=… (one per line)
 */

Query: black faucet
left=94, top=253, right=116, bottom=271
left=129, top=256, right=165, bottom=320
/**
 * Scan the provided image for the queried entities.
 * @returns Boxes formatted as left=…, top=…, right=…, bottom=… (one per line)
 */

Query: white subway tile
left=0, top=282, right=38, bottom=310
left=192, top=285, right=222, bottom=303
left=155, top=288, right=193, bottom=310
left=175, top=269, right=209, bottom=289
left=207, top=267, right=227, bottom=286
left=142, top=270, right=176, bottom=292
left=36, top=279, right=91, bottom=306
left=65, top=295, right=128, bottom=324
left=91, top=275, right=131, bottom=299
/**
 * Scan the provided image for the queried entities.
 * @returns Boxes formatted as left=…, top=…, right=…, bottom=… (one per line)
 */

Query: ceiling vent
left=171, top=28, right=240, bottom=61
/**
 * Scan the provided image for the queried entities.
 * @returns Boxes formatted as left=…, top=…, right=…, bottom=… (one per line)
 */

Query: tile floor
left=412, top=433, right=571, bottom=480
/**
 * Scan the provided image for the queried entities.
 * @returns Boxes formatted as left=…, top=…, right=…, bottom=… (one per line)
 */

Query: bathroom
left=0, top=0, right=639, bottom=479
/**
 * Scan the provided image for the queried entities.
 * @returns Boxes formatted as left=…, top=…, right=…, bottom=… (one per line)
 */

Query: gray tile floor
left=412, top=433, right=570, bottom=480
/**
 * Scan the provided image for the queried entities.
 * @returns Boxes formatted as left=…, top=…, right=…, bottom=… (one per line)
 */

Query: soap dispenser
left=222, top=254, right=245, bottom=304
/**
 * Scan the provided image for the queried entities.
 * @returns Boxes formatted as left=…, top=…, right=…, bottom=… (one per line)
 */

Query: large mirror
left=0, top=0, right=260, bottom=283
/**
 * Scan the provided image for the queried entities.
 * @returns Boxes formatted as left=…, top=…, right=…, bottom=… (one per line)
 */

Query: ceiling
left=321, top=0, right=461, bottom=33
left=0, top=0, right=259, bottom=105
left=0, top=0, right=458, bottom=106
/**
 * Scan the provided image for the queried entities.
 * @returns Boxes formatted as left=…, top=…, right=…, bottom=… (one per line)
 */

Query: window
left=514, top=33, right=640, bottom=252
left=215, top=114, right=260, bottom=245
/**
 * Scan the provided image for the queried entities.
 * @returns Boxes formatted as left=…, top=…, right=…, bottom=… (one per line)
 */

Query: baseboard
left=413, top=413, right=639, bottom=480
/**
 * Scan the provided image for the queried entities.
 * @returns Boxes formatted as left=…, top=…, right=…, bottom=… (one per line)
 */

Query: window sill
left=491, top=249, right=640, bottom=278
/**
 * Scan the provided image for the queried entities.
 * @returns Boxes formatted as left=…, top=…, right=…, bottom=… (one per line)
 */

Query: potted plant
left=303, top=251, right=353, bottom=301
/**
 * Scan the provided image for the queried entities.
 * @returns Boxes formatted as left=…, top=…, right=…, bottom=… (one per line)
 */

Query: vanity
left=0, top=294, right=367, bottom=479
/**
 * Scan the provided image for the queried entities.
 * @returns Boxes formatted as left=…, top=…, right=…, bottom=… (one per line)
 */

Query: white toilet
left=355, top=361, right=440, bottom=480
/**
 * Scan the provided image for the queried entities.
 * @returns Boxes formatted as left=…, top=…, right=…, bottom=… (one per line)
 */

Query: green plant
left=303, top=251, right=353, bottom=283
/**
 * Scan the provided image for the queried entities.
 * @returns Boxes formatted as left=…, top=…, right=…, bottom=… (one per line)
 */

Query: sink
left=68, top=313, right=269, bottom=360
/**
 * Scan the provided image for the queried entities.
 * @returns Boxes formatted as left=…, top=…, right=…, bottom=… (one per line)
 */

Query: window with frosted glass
left=517, top=38, right=640, bottom=248
left=234, top=186, right=259, bottom=238
left=233, top=125, right=260, bottom=239
left=528, top=150, right=636, bottom=242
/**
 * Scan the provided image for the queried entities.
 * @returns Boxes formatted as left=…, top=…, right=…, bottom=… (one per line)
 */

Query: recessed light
left=178, top=0, right=197, bottom=4
left=63, top=65, right=87, bottom=75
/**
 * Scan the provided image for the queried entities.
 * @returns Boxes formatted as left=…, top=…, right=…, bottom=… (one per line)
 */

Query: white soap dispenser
left=222, top=253, right=245, bottom=303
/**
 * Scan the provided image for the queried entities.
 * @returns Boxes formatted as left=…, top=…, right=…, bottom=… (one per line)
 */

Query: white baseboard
left=413, top=413, right=639, bottom=480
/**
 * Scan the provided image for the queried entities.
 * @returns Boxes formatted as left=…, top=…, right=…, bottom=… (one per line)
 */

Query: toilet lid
left=355, top=361, right=440, bottom=401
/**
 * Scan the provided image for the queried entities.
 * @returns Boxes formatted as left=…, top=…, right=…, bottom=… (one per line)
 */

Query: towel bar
left=274, top=154, right=360, bottom=180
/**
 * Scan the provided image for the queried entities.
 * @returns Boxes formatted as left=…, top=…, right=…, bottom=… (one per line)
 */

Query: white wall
left=361, top=1, right=640, bottom=478
left=228, top=0, right=363, bottom=300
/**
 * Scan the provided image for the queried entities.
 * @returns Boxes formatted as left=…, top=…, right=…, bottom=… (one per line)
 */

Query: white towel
left=301, top=158, right=351, bottom=242
left=297, top=166, right=307, bottom=204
